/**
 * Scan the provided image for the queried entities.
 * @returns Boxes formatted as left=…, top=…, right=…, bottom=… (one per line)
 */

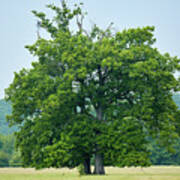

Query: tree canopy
left=5, top=1, right=180, bottom=175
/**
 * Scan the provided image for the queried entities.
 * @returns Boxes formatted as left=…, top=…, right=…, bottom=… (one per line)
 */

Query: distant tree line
left=0, top=134, right=21, bottom=167
left=0, top=100, right=21, bottom=167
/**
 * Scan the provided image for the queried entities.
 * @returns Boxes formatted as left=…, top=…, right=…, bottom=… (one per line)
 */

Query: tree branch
left=76, top=14, right=90, bottom=38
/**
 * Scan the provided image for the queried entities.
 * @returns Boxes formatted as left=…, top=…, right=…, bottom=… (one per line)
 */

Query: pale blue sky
left=1, top=0, right=180, bottom=98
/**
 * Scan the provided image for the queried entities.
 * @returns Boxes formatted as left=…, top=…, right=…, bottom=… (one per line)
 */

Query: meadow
left=0, top=166, right=180, bottom=180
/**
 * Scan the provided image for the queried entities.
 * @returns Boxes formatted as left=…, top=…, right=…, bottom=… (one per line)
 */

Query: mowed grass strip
left=0, top=166, right=180, bottom=180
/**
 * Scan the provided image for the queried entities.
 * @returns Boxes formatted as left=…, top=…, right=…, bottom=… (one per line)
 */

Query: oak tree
left=5, top=1, right=180, bottom=174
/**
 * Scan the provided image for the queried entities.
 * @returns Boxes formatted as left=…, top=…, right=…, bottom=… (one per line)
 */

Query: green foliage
left=0, top=100, right=21, bottom=167
left=0, top=151, right=9, bottom=167
left=0, top=134, right=14, bottom=167
left=0, top=134, right=14, bottom=154
left=1, top=97, right=180, bottom=166
left=103, top=117, right=151, bottom=167
left=9, top=151, right=22, bottom=167
left=43, top=115, right=95, bottom=169
left=0, top=134, right=22, bottom=167
left=148, top=138, right=180, bottom=165
left=77, top=164, right=85, bottom=175
left=4, top=1, right=180, bottom=173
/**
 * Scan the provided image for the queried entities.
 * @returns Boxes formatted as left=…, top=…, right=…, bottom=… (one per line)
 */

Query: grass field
left=0, top=166, right=180, bottom=180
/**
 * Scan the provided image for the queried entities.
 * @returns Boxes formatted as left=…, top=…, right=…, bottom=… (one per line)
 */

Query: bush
left=77, top=164, right=85, bottom=175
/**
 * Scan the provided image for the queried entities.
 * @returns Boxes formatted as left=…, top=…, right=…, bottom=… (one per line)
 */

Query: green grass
left=0, top=166, right=180, bottom=180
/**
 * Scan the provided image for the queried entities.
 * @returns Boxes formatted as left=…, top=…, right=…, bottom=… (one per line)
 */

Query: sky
left=0, top=0, right=180, bottom=99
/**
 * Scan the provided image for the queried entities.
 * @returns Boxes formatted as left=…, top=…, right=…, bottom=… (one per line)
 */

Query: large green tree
left=5, top=1, right=180, bottom=174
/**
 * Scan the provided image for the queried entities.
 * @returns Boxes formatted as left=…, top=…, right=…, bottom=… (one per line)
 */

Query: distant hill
left=0, top=99, right=17, bottom=135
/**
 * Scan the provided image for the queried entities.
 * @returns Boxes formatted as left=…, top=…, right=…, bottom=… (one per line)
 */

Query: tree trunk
left=83, top=157, right=91, bottom=174
left=93, top=152, right=105, bottom=175
left=93, top=106, right=105, bottom=175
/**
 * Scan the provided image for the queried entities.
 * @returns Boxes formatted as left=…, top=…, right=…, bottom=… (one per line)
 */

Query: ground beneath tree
left=0, top=166, right=180, bottom=180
